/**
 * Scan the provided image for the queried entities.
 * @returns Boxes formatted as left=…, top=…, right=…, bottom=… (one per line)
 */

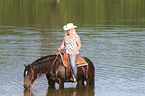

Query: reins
left=30, top=51, right=60, bottom=88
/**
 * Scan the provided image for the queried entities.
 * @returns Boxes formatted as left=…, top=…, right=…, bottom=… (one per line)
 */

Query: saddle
left=60, top=51, right=88, bottom=82
left=60, top=51, right=88, bottom=68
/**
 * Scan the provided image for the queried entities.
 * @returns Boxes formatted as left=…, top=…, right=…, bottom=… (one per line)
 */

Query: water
left=0, top=0, right=145, bottom=96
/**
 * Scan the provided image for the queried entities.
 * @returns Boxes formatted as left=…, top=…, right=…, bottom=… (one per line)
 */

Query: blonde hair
left=65, top=29, right=77, bottom=36
left=72, top=29, right=77, bottom=35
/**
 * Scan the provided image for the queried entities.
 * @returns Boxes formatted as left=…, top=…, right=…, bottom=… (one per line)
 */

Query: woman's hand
left=71, top=52, right=76, bottom=56
left=58, top=48, right=61, bottom=51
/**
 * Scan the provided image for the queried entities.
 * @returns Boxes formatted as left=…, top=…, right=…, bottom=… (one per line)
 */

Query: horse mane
left=32, top=55, right=56, bottom=65
left=29, top=54, right=61, bottom=74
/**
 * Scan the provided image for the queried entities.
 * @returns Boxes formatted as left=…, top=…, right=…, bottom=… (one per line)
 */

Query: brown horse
left=24, top=54, right=94, bottom=89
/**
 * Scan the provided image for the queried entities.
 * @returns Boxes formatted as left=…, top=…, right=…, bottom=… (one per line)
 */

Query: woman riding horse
left=23, top=23, right=94, bottom=89
left=58, top=23, right=81, bottom=82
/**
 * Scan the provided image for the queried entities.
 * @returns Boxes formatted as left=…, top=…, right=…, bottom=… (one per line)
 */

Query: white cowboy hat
left=63, top=23, right=77, bottom=31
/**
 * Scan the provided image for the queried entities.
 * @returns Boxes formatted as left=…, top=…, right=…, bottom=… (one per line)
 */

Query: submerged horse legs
left=59, top=79, right=64, bottom=88
left=48, top=80, right=55, bottom=88
left=77, top=79, right=85, bottom=86
left=46, top=71, right=65, bottom=88
left=46, top=74, right=55, bottom=88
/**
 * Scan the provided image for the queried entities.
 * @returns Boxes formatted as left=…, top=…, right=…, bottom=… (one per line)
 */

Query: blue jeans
left=69, top=54, right=78, bottom=79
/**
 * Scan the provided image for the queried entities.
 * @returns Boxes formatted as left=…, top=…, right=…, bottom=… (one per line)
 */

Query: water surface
left=0, top=0, right=145, bottom=96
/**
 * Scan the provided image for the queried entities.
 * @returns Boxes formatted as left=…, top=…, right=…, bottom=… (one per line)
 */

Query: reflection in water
left=24, top=89, right=34, bottom=96
left=24, top=85, right=94, bottom=96
left=47, top=85, right=94, bottom=96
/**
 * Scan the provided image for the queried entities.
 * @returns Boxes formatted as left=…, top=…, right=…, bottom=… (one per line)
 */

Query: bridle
left=24, top=64, right=34, bottom=88
left=30, top=65, right=34, bottom=81
left=29, top=51, right=60, bottom=88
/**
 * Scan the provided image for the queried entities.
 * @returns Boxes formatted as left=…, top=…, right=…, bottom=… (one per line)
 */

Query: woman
left=58, top=23, right=81, bottom=82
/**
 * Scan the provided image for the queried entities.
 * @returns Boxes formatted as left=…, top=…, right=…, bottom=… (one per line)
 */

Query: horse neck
left=32, top=55, right=58, bottom=74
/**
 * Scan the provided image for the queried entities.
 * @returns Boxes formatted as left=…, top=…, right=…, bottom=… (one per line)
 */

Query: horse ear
left=24, top=64, right=27, bottom=67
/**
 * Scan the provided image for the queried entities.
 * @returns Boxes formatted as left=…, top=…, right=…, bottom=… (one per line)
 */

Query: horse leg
left=46, top=74, right=55, bottom=88
left=87, top=77, right=94, bottom=85
left=84, top=59, right=94, bottom=85
left=59, top=79, right=64, bottom=89
left=77, top=79, right=85, bottom=86
left=48, top=80, right=55, bottom=88
left=77, top=67, right=86, bottom=86
left=86, top=68, right=94, bottom=85
left=86, top=65, right=92, bottom=85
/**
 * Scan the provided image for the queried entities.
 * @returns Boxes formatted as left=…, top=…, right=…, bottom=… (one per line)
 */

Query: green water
left=0, top=0, right=145, bottom=96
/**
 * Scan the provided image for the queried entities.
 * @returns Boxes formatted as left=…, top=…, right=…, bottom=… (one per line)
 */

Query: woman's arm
left=58, top=39, right=65, bottom=51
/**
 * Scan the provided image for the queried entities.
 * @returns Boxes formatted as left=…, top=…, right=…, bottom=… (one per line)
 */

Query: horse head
left=24, top=64, right=36, bottom=89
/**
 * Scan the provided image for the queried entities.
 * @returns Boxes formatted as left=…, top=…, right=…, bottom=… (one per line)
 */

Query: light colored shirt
left=64, top=35, right=80, bottom=54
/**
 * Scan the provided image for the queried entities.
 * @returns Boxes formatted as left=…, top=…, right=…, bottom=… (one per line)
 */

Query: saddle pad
left=60, top=51, right=88, bottom=68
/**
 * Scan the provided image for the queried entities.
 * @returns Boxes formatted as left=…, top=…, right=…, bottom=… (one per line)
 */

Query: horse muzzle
left=24, top=83, right=31, bottom=89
